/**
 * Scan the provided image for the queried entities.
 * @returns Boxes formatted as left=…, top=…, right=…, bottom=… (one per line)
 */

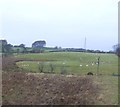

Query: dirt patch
left=1, top=56, right=25, bottom=72
left=2, top=72, right=99, bottom=105
left=1, top=56, right=56, bottom=72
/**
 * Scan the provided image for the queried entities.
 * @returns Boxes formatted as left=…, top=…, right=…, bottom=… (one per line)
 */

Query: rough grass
left=92, top=75, right=118, bottom=105
left=16, top=52, right=118, bottom=75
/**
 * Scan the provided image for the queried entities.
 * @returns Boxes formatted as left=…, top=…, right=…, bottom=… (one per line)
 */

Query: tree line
left=0, top=40, right=46, bottom=56
left=0, top=39, right=120, bottom=57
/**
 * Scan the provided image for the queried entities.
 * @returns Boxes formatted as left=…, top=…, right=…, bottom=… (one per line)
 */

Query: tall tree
left=19, top=44, right=27, bottom=53
left=32, top=40, right=46, bottom=48
left=0, top=40, right=13, bottom=56
left=19, top=44, right=25, bottom=48
left=0, top=40, right=7, bottom=46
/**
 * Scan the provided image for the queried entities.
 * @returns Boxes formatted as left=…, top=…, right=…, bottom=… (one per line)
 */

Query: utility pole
left=84, top=37, right=86, bottom=52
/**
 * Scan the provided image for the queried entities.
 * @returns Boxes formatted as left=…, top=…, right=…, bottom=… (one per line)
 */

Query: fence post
left=97, top=56, right=100, bottom=75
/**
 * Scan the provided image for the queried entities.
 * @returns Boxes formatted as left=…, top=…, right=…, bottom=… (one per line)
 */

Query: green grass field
left=15, top=52, right=119, bottom=104
left=16, top=52, right=118, bottom=75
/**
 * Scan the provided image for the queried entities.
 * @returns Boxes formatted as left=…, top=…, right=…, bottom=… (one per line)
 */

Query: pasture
left=16, top=52, right=118, bottom=75
left=15, top=52, right=118, bottom=104
left=2, top=52, right=118, bottom=105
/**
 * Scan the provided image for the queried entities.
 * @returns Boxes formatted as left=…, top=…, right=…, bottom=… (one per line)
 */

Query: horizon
left=0, top=38, right=115, bottom=52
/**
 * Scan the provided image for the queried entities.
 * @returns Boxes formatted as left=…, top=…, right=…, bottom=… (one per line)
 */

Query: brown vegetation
left=2, top=56, right=55, bottom=72
left=2, top=56, right=24, bottom=72
left=2, top=72, right=99, bottom=105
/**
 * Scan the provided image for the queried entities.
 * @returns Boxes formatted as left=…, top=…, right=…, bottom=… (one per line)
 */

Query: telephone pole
left=84, top=37, right=86, bottom=52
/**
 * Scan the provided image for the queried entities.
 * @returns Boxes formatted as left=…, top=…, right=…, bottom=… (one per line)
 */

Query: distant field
left=16, top=52, right=118, bottom=75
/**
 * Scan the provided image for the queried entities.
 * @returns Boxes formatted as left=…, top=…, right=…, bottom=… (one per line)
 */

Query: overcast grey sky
left=0, top=0, right=119, bottom=51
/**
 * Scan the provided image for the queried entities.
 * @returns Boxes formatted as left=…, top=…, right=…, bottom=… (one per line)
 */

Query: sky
left=0, top=0, right=119, bottom=51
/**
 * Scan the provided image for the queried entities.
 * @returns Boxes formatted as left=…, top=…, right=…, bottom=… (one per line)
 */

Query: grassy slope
left=16, top=52, right=118, bottom=75
left=16, top=52, right=118, bottom=104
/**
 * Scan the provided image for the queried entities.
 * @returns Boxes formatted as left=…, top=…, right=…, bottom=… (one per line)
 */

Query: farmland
left=1, top=0, right=119, bottom=105
left=2, top=52, right=119, bottom=105
left=16, top=52, right=118, bottom=75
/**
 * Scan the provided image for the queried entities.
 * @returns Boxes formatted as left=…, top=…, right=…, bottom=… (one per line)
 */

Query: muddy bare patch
left=2, top=72, right=99, bottom=105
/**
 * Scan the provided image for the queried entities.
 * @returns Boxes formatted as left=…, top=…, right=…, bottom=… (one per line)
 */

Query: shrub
left=60, top=66, right=67, bottom=75
left=49, top=64, right=55, bottom=73
left=38, top=63, right=44, bottom=73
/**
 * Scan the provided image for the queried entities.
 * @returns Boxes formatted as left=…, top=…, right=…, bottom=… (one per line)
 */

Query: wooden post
left=97, top=56, right=100, bottom=75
